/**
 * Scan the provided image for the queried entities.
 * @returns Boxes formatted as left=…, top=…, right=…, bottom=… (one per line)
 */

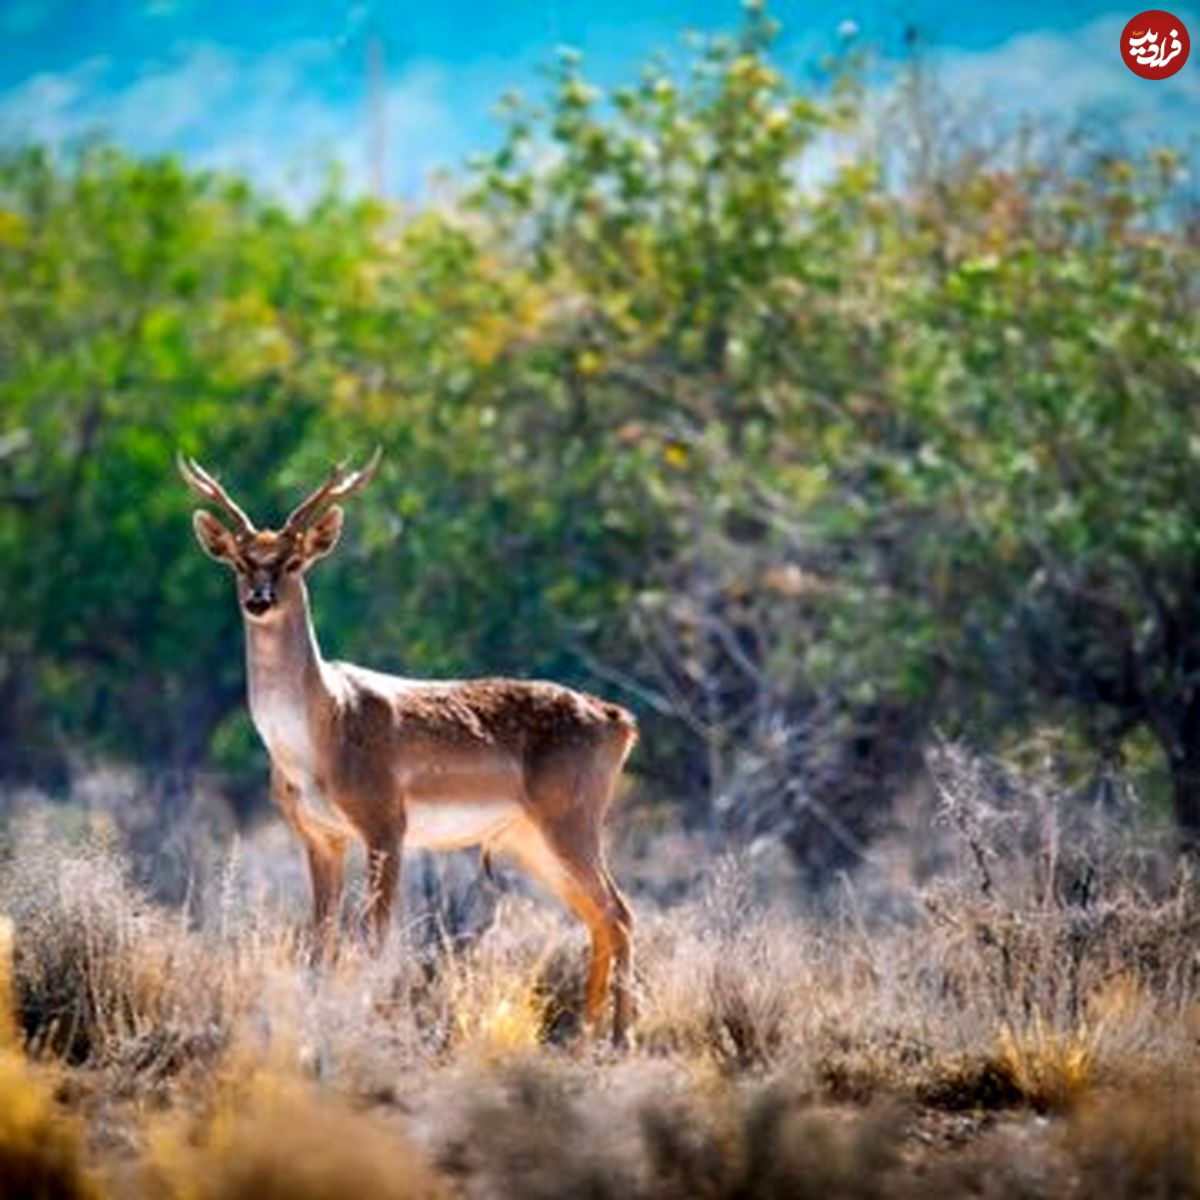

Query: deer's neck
left=244, top=584, right=331, bottom=765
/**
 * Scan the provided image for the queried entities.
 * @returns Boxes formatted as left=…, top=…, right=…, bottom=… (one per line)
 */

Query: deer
left=178, top=450, right=637, bottom=1042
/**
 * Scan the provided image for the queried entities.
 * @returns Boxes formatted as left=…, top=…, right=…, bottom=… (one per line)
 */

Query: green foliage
left=0, top=6, right=1196, bottom=846
left=0, top=143, right=652, bottom=780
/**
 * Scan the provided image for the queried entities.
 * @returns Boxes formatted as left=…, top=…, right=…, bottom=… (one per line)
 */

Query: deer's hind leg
left=500, top=819, right=625, bottom=1037
left=601, top=864, right=635, bottom=1042
left=509, top=737, right=636, bottom=1044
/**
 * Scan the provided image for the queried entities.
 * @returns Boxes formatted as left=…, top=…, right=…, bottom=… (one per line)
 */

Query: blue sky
left=0, top=0, right=1195, bottom=197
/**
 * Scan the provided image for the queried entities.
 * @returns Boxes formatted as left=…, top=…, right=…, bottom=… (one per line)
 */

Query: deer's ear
left=301, top=506, right=344, bottom=565
left=192, top=511, right=239, bottom=564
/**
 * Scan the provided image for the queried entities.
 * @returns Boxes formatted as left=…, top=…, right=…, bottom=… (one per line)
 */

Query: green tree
left=470, top=7, right=1200, bottom=848
left=1, top=3, right=1197, bottom=862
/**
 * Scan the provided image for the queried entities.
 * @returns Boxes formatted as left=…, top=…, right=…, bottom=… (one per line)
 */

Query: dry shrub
left=0, top=741, right=1197, bottom=1197
left=635, top=880, right=800, bottom=1073
left=915, top=1052, right=1024, bottom=1112
left=444, top=1060, right=906, bottom=1200
left=922, top=893, right=1200, bottom=1052
left=411, top=897, right=576, bottom=1056
left=815, top=1033, right=926, bottom=1106
left=907, top=1119, right=1064, bottom=1200
left=68, top=768, right=237, bottom=910
left=0, top=909, right=100, bottom=1198
left=914, top=1016, right=1101, bottom=1115
left=703, top=949, right=791, bottom=1072
left=639, top=1081, right=904, bottom=1200
left=994, top=1014, right=1100, bottom=1113
left=440, top=957, right=548, bottom=1059
left=439, top=1057, right=633, bottom=1199
left=147, top=1068, right=448, bottom=1200
left=0, top=821, right=221, bottom=1070
left=1066, top=1078, right=1200, bottom=1198
left=917, top=740, right=1199, bottom=1104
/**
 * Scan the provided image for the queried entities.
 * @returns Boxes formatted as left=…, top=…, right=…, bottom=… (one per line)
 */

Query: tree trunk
left=1170, top=755, right=1200, bottom=854
left=1149, top=694, right=1200, bottom=854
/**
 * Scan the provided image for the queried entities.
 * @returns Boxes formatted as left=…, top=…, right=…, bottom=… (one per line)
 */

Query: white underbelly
left=404, top=800, right=521, bottom=850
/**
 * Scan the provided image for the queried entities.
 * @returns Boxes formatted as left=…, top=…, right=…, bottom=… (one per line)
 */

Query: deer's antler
left=283, top=447, right=383, bottom=534
left=176, top=453, right=256, bottom=536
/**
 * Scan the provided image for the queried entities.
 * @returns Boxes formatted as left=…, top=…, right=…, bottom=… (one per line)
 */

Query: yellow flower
left=332, top=372, right=359, bottom=407
left=576, top=348, right=603, bottom=377
left=729, top=55, right=778, bottom=89
left=664, top=442, right=689, bottom=468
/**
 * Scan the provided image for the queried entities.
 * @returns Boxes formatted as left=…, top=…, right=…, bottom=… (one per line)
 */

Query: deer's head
left=178, top=449, right=381, bottom=621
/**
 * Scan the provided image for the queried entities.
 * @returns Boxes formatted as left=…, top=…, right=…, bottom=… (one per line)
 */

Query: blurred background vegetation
left=0, top=4, right=1197, bottom=869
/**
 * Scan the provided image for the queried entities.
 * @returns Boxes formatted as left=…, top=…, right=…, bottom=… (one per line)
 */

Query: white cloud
left=924, top=12, right=1199, bottom=146
left=0, top=56, right=111, bottom=144
left=100, top=44, right=243, bottom=143
left=808, top=12, right=1200, bottom=191
left=0, top=38, right=468, bottom=201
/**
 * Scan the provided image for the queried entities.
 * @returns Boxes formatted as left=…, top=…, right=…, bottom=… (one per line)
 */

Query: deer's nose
left=245, top=585, right=276, bottom=614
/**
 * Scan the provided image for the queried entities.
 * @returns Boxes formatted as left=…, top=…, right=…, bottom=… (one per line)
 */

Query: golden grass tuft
left=0, top=1049, right=100, bottom=1200
left=994, top=1015, right=1098, bottom=1113
left=1, top=913, right=17, bottom=1052
left=987, top=975, right=1158, bottom=1113
left=419, top=898, right=576, bottom=1057
left=444, top=954, right=549, bottom=1058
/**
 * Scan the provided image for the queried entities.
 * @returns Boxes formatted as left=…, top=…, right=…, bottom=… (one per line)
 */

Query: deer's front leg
left=272, top=768, right=348, bottom=965
left=303, top=828, right=349, bottom=965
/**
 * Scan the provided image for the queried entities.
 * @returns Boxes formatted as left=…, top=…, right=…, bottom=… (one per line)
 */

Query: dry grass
left=1067, top=1076, right=1200, bottom=1198
left=0, top=1050, right=101, bottom=1200
left=0, top=821, right=221, bottom=1071
left=0, top=914, right=101, bottom=1199
left=0, top=743, right=1197, bottom=1197
left=144, top=1068, right=449, bottom=1200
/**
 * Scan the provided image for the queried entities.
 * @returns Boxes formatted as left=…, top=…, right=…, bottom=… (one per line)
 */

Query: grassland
left=1, top=742, right=1197, bottom=1199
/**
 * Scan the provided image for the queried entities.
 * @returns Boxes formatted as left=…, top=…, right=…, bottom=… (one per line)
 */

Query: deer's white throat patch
left=251, top=690, right=352, bottom=830
left=250, top=690, right=315, bottom=774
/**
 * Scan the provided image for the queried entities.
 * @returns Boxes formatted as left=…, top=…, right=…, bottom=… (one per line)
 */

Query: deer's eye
left=284, top=558, right=303, bottom=574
